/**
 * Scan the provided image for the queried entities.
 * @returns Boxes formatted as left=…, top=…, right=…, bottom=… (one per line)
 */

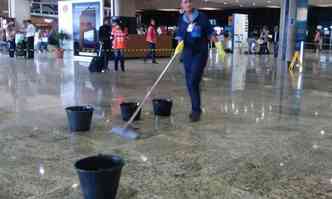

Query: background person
left=112, top=21, right=127, bottom=72
left=24, top=20, right=36, bottom=59
left=0, top=27, right=7, bottom=52
left=6, top=23, right=16, bottom=57
left=99, top=18, right=112, bottom=70
left=259, top=26, right=270, bottom=54
left=314, top=29, right=322, bottom=53
left=40, top=29, right=49, bottom=53
left=176, top=0, right=217, bottom=122
left=272, top=25, right=279, bottom=58
left=144, top=19, right=158, bottom=64
left=36, top=29, right=43, bottom=53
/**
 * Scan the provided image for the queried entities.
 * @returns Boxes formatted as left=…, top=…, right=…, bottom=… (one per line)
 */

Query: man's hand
left=175, top=41, right=184, bottom=55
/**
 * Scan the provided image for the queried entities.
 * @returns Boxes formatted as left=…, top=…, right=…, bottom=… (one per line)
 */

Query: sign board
left=232, top=14, right=249, bottom=50
left=58, top=0, right=103, bottom=58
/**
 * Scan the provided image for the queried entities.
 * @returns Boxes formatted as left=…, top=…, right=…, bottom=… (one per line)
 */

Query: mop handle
left=123, top=54, right=178, bottom=129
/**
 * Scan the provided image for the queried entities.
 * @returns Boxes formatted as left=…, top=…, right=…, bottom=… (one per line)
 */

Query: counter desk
left=124, top=34, right=174, bottom=58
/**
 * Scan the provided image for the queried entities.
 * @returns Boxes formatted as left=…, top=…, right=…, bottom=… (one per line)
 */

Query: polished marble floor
left=1, top=50, right=332, bottom=198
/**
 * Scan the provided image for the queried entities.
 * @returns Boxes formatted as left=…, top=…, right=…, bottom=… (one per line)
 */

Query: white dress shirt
left=26, top=24, right=36, bottom=38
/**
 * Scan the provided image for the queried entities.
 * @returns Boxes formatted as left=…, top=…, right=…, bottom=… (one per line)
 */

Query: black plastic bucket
left=65, top=106, right=94, bottom=132
left=120, top=102, right=141, bottom=121
left=153, top=98, right=173, bottom=117
left=75, top=155, right=125, bottom=199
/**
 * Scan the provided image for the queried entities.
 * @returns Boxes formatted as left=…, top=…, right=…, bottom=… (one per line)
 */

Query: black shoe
left=189, top=112, right=201, bottom=123
left=152, top=61, right=159, bottom=64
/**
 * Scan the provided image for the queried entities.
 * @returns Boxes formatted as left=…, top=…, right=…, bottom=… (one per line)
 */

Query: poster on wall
left=72, top=2, right=101, bottom=55
left=232, top=14, right=249, bottom=50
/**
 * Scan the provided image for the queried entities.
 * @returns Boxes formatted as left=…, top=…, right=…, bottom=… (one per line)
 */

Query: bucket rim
left=120, top=102, right=140, bottom=106
left=74, top=155, right=125, bottom=173
left=152, top=98, right=173, bottom=103
left=66, top=105, right=94, bottom=112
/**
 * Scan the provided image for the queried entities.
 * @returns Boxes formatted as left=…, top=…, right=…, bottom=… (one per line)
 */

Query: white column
left=8, top=0, right=31, bottom=27
left=111, top=0, right=136, bottom=17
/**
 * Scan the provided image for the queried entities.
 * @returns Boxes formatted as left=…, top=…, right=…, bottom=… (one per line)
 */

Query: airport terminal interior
left=1, top=0, right=332, bottom=198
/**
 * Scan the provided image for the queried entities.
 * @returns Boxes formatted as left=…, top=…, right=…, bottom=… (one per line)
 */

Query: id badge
left=187, top=23, right=194, bottom=33
left=191, top=25, right=202, bottom=38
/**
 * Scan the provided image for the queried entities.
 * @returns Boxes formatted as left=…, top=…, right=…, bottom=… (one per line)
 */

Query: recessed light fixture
left=157, top=9, right=179, bottom=12
left=316, top=4, right=332, bottom=7
left=200, top=7, right=221, bottom=10
left=266, top=5, right=280, bottom=8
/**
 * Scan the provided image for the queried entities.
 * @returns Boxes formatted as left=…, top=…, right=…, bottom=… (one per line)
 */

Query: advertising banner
left=232, top=14, right=249, bottom=50
left=58, top=0, right=103, bottom=58
left=72, top=2, right=101, bottom=52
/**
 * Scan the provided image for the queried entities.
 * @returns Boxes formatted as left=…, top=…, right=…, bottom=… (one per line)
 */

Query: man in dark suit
left=99, top=18, right=112, bottom=70
left=272, top=25, right=279, bottom=58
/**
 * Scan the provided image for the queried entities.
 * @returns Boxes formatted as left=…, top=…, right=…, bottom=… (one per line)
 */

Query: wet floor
left=0, top=50, right=332, bottom=198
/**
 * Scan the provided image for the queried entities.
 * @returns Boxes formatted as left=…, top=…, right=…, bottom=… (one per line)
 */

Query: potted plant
left=53, top=31, right=69, bottom=59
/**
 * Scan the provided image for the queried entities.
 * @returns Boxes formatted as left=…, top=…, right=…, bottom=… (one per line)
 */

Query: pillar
left=111, top=0, right=136, bottom=17
left=8, top=0, right=31, bottom=27
left=279, top=0, right=308, bottom=61
left=295, top=0, right=309, bottom=51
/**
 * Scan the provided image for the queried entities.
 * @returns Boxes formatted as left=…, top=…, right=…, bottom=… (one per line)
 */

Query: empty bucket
left=120, top=102, right=141, bottom=121
left=153, top=98, right=173, bottom=117
left=66, top=106, right=94, bottom=132
left=75, top=155, right=125, bottom=199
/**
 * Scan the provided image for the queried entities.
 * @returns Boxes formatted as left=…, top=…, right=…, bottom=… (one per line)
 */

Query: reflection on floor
left=0, top=51, right=332, bottom=198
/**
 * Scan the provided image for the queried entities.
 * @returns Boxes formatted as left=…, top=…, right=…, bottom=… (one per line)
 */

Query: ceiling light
left=266, top=5, right=280, bottom=8
left=200, top=7, right=221, bottom=10
left=157, top=9, right=179, bottom=12
left=316, top=4, right=332, bottom=7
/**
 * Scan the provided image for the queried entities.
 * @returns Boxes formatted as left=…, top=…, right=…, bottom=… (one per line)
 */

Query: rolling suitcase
left=15, top=42, right=26, bottom=57
left=89, top=42, right=105, bottom=73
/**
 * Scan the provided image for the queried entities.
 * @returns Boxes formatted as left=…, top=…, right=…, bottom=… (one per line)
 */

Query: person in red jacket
left=112, top=21, right=127, bottom=72
left=144, top=19, right=158, bottom=64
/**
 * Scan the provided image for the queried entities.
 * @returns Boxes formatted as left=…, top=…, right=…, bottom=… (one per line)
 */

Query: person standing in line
left=24, top=20, right=36, bottom=59
left=176, top=0, right=217, bottom=122
left=0, top=27, right=7, bottom=52
left=259, top=26, right=270, bottom=55
left=40, top=29, right=49, bottom=53
left=272, top=25, right=279, bottom=58
left=144, top=19, right=158, bottom=64
left=112, top=21, right=127, bottom=72
left=99, top=18, right=112, bottom=70
left=314, top=29, right=322, bottom=53
left=37, top=29, right=43, bottom=53
left=6, top=23, right=16, bottom=57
